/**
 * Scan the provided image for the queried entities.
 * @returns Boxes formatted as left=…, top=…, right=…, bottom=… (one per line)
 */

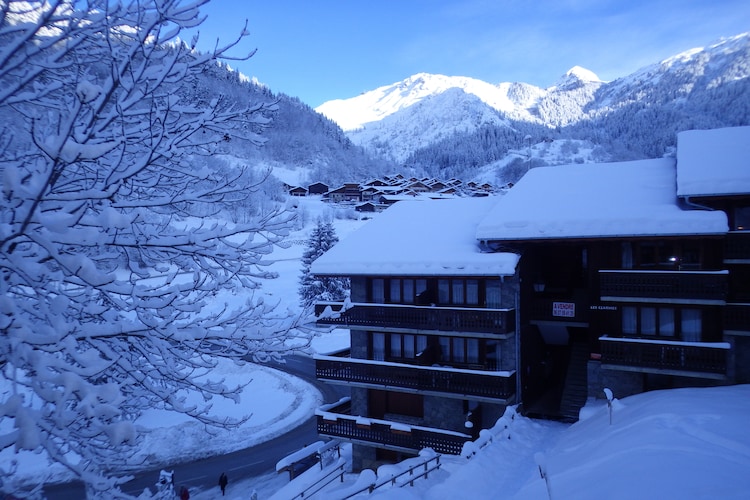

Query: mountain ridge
left=314, top=32, right=750, bottom=172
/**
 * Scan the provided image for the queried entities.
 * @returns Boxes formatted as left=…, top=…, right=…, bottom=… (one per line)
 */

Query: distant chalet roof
left=676, top=126, right=750, bottom=198
left=311, top=197, right=519, bottom=277
left=475, top=158, right=728, bottom=241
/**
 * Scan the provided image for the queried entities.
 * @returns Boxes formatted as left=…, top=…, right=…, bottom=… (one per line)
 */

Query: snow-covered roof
left=475, top=158, right=728, bottom=241
left=676, top=126, right=750, bottom=197
left=311, top=197, right=519, bottom=277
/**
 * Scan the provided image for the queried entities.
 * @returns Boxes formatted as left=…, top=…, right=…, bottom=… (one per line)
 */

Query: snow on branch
left=0, top=0, right=304, bottom=496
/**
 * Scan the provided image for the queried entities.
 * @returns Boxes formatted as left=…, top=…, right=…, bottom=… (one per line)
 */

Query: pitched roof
left=475, top=158, right=727, bottom=241
left=676, top=126, right=750, bottom=198
left=312, top=197, right=519, bottom=277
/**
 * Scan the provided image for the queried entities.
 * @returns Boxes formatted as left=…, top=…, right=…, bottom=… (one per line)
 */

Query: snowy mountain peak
left=317, top=72, right=535, bottom=131
left=660, top=31, right=750, bottom=68
left=316, top=72, right=464, bottom=131
left=315, top=31, right=748, bottom=171
left=552, top=66, right=603, bottom=90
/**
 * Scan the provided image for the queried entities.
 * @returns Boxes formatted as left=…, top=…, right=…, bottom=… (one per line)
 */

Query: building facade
left=311, top=126, right=750, bottom=471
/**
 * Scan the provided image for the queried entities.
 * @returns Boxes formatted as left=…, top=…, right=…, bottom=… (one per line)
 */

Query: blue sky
left=192, top=0, right=750, bottom=108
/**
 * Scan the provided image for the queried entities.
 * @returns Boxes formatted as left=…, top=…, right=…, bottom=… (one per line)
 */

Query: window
left=621, top=242, right=634, bottom=269
left=403, top=334, right=415, bottom=358
left=452, top=338, right=465, bottom=360
left=372, top=277, right=503, bottom=308
left=438, top=337, right=450, bottom=362
left=416, top=335, right=427, bottom=355
left=452, top=280, right=465, bottom=305
left=386, top=334, right=427, bottom=360
left=390, top=333, right=402, bottom=357
left=622, top=306, right=637, bottom=335
left=620, top=306, right=702, bottom=341
left=467, top=339, right=479, bottom=364
left=372, top=279, right=384, bottom=303
left=734, top=206, right=750, bottom=231
left=635, top=241, right=703, bottom=269
left=403, top=279, right=415, bottom=304
left=438, top=279, right=450, bottom=304
left=416, top=279, right=428, bottom=297
left=486, top=340, right=502, bottom=371
left=639, top=243, right=657, bottom=267
left=659, top=308, right=675, bottom=337
left=641, top=307, right=656, bottom=335
left=466, top=280, right=479, bottom=305
left=680, top=243, right=701, bottom=269
left=486, top=280, right=502, bottom=308
left=439, top=278, right=493, bottom=306
left=373, top=333, right=385, bottom=361
left=682, top=309, right=702, bottom=342
left=390, top=279, right=401, bottom=303
left=434, top=336, right=485, bottom=366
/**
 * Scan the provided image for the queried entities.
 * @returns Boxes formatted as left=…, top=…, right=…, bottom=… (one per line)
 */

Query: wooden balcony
left=316, top=398, right=471, bottom=455
left=315, top=302, right=515, bottom=336
left=315, top=354, right=516, bottom=402
left=724, top=303, right=750, bottom=333
left=599, top=270, right=728, bottom=304
left=725, top=231, right=750, bottom=262
left=599, top=336, right=729, bottom=378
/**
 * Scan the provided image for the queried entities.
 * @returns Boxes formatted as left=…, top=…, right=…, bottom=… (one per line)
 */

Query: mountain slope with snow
left=316, top=72, right=548, bottom=131
left=316, top=33, right=749, bottom=172
left=315, top=66, right=605, bottom=133
left=346, top=88, right=512, bottom=162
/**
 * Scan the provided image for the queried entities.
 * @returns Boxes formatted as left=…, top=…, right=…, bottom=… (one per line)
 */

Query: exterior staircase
left=558, top=341, right=590, bottom=422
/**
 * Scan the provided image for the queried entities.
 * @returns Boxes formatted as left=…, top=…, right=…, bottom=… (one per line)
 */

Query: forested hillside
left=192, top=63, right=392, bottom=187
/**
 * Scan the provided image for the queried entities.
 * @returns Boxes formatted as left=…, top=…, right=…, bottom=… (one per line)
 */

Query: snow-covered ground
left=7, top=195, right=750, bottom=499
left=189, top=383, right=750, bottom=500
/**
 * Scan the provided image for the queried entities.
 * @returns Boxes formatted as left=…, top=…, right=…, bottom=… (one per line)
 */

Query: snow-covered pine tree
left=0, top=1, right=306, bottom=496
left=299, top=219, right=349, bottom=309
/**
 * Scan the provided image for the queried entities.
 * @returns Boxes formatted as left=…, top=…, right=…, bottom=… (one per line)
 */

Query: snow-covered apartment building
left=310, top=126, right=750, bottom=471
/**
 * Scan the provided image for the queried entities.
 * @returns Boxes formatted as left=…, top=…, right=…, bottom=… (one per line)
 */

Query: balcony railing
left=599, top=336, right=729, bottom=377
left=316, top=398, right=471, bottom=455
left=599, top=270, right=728, bottom=304
left=725, top=231, right=750, bottom=262
left=315, top=302, right=515, bottom=335
left=724, top=303, right=750, bottom=333
left=315, top=354, right=516, bottom=402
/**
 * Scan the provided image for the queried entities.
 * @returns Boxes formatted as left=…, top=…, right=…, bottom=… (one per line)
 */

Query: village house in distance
left=284, top=175, right=499, bottom=212
left=310, top=126, right=750, bottom=471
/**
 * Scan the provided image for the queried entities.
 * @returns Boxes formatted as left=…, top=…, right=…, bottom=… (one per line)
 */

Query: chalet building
left=406, top=180, right=431, bottom=193
left=427, top=180, right=448, bottom=192
left=312, top=198, right=520, bottom=471
left=308, top=182, right=329, bottom=195
left=359, top=187, right=382, bottom=202
left=472, top=126, right=749, bottom=419
left=310, top=125, right=750, bottom=472
left=378, top=192, right=420, bottom=206
left=288, top=186, right=307, bottom=197
left=328, top=183, right=362, bottom=203
left=363, top=179, right=390, bottom=188
left=439, top=187, right=458, bottom=195
left=354, top=201, right=381, bottom=213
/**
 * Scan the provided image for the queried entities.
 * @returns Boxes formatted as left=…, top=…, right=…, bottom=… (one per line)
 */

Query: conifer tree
left=299, top=219, right=349, bottom=309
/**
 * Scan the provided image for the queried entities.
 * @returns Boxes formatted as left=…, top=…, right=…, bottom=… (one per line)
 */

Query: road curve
left=43, top=354, right=346, bottom=499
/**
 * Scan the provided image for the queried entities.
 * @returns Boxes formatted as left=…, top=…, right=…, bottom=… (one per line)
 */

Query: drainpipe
left=515, top=281, right=521, bottom=406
